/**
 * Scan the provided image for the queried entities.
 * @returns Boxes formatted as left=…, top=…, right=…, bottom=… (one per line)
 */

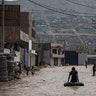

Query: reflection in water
left=69, top=86, right=79, bottom=90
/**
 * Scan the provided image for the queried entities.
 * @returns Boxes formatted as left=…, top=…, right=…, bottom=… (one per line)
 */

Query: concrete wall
left=27, top=53, right=30, bottom=67
left=50, top=58, right=62, bottom=67
left=27, top=52, right=36, bottom=67
left=50, top=58, right=54, bottom=67
left=31, top=54, right=36, bottom=66
left=58, top=59, right=61, bottom=66
left=14, top=51, right=20, bottom=62
left=43, top=50, right=50, bottom=64
left=78, top=53, right=87, bottom=65
left=4, top=48, right=20, bottom=62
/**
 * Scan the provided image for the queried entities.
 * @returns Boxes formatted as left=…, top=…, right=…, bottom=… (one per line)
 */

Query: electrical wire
left=66, top=0, right=96, bottom=9
left=59, top=8, right=96, bottom=15
left=27, top=0, right=96, bottom=17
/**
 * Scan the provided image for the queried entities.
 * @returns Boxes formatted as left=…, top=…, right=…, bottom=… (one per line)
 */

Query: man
left=67, top=67, right=79, bottom=82
left=85, top=60, right=87, bottom=68
left=93, top=64, right=96, bottom=76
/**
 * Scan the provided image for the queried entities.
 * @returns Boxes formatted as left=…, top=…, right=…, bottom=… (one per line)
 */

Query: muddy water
left=0, top=65, right=96, bottom=96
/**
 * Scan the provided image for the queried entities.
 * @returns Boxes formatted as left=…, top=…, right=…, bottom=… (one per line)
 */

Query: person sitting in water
left=67, top=67, right=79, bottom=82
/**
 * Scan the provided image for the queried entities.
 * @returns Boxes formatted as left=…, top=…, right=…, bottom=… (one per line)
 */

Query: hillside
left=2, top=0, right=96, bottom=50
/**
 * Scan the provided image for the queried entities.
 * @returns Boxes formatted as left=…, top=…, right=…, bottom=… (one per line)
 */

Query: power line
left=27, top=0, right=96, bottom=17
left=59, top=8, right=96, bottom=15
left=66, top=0, right=96, bottom=9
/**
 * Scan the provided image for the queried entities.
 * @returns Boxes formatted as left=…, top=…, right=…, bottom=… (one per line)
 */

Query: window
left=52, top=49, right=57, bottom=54
left=58, top=48, right=61, bottom=55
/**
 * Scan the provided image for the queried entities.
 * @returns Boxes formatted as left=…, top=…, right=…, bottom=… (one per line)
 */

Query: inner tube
left=64, top=82, right=84, bottom=87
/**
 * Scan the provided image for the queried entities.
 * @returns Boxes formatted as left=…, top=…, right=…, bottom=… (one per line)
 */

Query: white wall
left=4, top=48, right=20, bottom=62
left=27, top=52, right=36, bottom=67
left=4, top=48, right=10, bottom=53
left=50, top=58, right=62, bottom=67
left=78, top=53, right=87, bottom=65
left=14, top=51, right=20, bottom=62
left=50, top=58, right=54, bottom=67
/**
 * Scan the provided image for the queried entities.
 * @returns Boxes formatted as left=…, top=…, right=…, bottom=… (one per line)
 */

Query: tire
left=64, top=82, right=84, bottom=87
left=0, top=61, right=7, bottom=67
left=0, top=56, right=6, bottom=61
left=0, top=68, right=8, bottom=72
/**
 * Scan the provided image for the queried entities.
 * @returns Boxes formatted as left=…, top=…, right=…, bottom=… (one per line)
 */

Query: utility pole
left=0, top=0, right=5, bottom=53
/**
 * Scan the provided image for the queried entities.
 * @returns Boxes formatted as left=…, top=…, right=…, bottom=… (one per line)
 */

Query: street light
left=0, top=0, right=18, bottom=53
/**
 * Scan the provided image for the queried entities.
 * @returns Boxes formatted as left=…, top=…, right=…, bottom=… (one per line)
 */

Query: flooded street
left=0, top=65, right=96, bottom=96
